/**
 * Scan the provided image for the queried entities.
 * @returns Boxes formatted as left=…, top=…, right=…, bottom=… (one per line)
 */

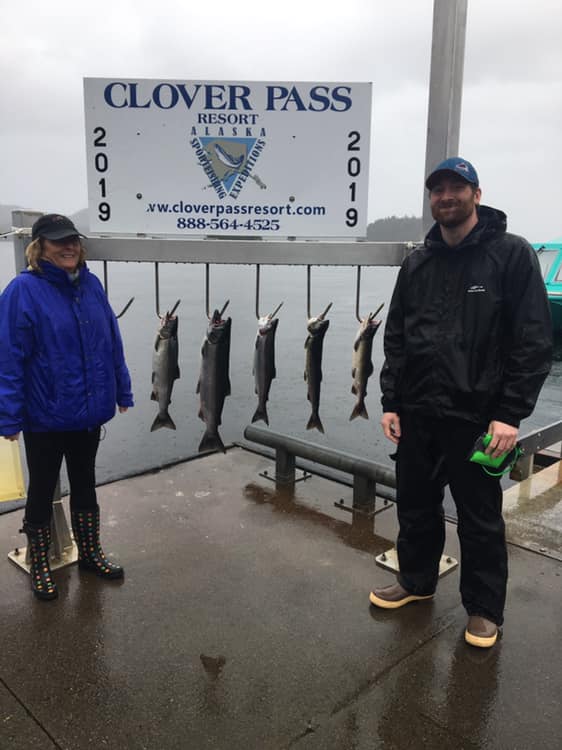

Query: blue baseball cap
left=425, top=157, right=479, bottom=190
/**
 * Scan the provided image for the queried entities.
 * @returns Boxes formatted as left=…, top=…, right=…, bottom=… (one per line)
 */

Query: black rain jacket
left=380, top=205, right=552, bottom=427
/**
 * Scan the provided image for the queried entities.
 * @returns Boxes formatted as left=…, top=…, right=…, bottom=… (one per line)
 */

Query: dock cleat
left=71, top=507, right=124, bottom=579
left=369, top=582, right=434, bottom=609
left=464, top=616, right=499, bottom=648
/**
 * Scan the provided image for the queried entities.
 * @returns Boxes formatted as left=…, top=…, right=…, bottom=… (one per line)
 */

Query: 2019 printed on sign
left=89, top=124, right=364, bottom=233
left=345, top=130, right=361, bottom=229
left=92, top=127, right=111, bottom=223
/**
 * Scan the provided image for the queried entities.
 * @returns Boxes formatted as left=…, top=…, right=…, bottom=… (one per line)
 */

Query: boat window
left=537, top=250, right=557, bottom=278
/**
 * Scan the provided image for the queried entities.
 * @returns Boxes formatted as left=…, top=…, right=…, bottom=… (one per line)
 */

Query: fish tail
left=306, top=412, right=324, bottom=434
left=251, top=405, right=269, bottom=426
left=198, top=429, right=226, bottom=454
left=349, top=401, right=369, bottom=421
left=150, top=411, right=176, bottom=431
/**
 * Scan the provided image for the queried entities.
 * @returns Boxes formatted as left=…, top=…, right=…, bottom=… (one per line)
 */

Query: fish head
left=307, top=316, right=330, bottom=336
left=207, top=309, right=231, bottom=343
left=257, top=315, right=279, bottom=336
left=359, top=314, right=382, bottom=340
left=158, top=312, right=178, bottom=339
left=307, top=302, right=332, bottom=334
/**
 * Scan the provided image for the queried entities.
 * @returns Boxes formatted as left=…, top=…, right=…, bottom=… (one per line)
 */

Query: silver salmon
left=304, top=303, right=332, bottom=433
left=252, top=304, right=282, bottom=426
left=350, top=307, right=383, bottom=421
left=197, top=305, right=232, bottom=453
left=150, top=312, right=180, bottom=431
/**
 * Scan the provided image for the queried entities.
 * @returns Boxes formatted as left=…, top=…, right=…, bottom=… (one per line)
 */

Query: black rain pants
left=395, top=412, right=507, bottom=626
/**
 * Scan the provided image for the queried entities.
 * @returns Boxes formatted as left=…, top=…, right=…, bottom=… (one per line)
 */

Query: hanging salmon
left=350, top=305, right=384, bottom=420
left=197, top=303, right=232, bottom=453
left=252, top=303, right=283, bottom=426
left=304, top=303, right=332, bottom=433
left=150, top=311, right=180, bottom=431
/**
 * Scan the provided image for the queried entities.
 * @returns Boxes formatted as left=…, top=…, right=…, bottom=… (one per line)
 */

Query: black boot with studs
left=22, top=521, right=58, bottom=600
left=71, top=507, right=124, bottom=579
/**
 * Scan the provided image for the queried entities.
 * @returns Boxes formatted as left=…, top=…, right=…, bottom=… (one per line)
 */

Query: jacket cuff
left=381, top=398, right=399, bottom=414
left=490, top=411, right=520, bottom=428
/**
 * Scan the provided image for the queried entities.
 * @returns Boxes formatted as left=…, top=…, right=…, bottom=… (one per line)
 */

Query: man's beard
left=432, top=201, right=475, bottom=228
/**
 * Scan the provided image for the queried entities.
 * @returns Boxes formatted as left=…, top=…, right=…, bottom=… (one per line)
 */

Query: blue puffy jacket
left=0, top=261, right=134, bottom=434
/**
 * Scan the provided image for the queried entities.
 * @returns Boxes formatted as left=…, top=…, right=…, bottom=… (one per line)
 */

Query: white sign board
left=83, top=78, right=372, bottom=238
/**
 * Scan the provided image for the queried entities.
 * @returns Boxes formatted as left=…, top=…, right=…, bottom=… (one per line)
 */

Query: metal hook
left=102, top=260, right=135, bottom=319
left=154, top=262, right=180, bottom=318
left=355, top=265, right=384, bottom=323
left=255, top=264, right=283, bottom=320
left=307, top=265, right=332, bottom=320
left=205, top=263, right=229, bottom=319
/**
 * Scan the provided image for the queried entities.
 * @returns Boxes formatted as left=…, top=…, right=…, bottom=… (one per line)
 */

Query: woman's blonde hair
left=25, top=238, right=86, bottom=272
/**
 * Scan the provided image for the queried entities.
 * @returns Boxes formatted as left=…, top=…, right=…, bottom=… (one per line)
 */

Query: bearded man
left=370, top=157, right=552, bottom=648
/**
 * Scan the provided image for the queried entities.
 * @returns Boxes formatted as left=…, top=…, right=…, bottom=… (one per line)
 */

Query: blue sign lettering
left=102, top=82, right=352, bottom=112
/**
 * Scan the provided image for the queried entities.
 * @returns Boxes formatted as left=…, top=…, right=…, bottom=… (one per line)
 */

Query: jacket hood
left=425, top=205, right=507, bottom=251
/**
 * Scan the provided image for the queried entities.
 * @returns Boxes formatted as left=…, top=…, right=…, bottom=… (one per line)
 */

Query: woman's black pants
left=23, top=428, right=101, bottom=525
left=395, top=412, right=507, bottom=626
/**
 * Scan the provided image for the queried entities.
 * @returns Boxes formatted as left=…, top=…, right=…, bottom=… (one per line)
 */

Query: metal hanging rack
left=102, top=261, right=135, bottom=319
left=154, top=261, right=181, bottom=318
left=306, top=265, right=332, bottom=321
left=255, top=264, right=283, bottom=320
left=205, top=263, right=229, bottom=319
left=355, top=265, right=384, bottom=322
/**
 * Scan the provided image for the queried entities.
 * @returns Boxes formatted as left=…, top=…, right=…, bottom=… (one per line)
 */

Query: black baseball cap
left=31, top=214, right=84, bottom=241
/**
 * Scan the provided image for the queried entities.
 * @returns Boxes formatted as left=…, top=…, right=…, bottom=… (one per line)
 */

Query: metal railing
left=512, top=422, right=562, bottom=480
left=244, top=424, right=396, bottom=518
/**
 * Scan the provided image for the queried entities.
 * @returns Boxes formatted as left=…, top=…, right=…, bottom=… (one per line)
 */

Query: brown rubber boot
left=369, top=582, right=434, bottom=609
left=465, top=616, right=499, bottom=648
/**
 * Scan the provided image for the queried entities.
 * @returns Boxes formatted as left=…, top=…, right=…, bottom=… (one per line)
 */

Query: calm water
left=1, top=239, right=561, bottom=491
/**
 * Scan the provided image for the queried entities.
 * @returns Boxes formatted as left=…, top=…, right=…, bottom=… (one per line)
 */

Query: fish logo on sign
left=190, top=136, right=266, bottom=199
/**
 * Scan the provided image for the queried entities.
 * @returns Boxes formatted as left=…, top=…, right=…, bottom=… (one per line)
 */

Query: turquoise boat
left=533, top=241, right=562, bottom=332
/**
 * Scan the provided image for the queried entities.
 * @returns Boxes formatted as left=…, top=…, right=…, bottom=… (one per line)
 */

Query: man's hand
left=487, top=420, right=518, bottom=458
left=3, top=433, right=20, bottom=441
left=381, top=412, right=401, bottom=445
left=118, top=406, right=129, bottom=414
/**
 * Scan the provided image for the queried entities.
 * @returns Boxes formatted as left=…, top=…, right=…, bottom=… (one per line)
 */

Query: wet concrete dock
left=1, top=446, right=561, bottom=749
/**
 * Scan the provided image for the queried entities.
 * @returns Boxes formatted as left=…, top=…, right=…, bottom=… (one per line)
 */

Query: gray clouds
left=1, top=0, right=560, bottom=240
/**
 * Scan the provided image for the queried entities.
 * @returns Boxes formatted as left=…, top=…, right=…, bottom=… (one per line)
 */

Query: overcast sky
left=1, top=0, right=561, bottom=241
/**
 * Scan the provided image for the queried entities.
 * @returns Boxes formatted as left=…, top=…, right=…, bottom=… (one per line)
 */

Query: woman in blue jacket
left=0, top=214, right=134, bottom=600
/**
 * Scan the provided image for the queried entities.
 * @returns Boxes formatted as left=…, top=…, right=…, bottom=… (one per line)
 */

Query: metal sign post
left=422, top=0, right=468, bottom=234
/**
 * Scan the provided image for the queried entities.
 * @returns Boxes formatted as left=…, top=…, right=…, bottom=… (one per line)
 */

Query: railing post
left=50, top=480, right=75, bottom=560
left=275, top=448, right=296, bottom=486
left=12, top=209, right=42, bottom=274
left=511, top=454, right=534, bottom=482
left=352, top=475, right=376, bottom=514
